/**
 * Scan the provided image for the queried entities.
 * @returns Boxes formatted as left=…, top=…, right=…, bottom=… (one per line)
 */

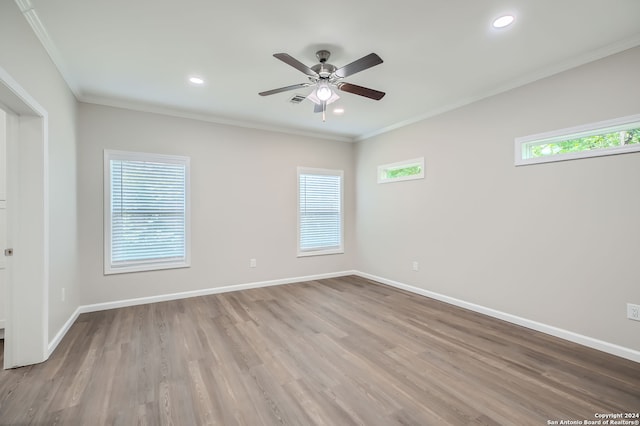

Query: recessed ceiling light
left=333, top=107, right=345, bottom=115
left=492, top=15, right=515, bottom=29
left=189, top=76, right=204, bottom=85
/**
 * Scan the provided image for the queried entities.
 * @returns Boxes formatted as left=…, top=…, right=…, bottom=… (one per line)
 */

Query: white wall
left=0, top=2, right=79, bottom=343
left=355, top=46, right=640, bottom=352
left=77, top=103, right=355, bottom=304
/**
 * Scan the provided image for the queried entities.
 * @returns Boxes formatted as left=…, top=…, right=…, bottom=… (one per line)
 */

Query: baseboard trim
left=354, top=271, right=640, bottom=363
left=47, top=270, right=639, bottom=364
left=47, top=270, right=355, bottom=357
left=47, top=306, right=81, bottom=357
left=78, top=270, right=356, bottom=315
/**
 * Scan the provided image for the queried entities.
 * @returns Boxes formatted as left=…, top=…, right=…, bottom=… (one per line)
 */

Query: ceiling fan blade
left=334, top=53, right=383, bottom=78
left=259, top=83, right=309, bottom=96
left=313, top=102, right=325, bottom=113
left=273, top=53, right=318, bottom=77
left=337, top=82, right=385, bottom=100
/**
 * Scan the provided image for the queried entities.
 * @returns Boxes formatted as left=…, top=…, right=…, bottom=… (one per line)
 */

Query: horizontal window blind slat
left=109, top=156, right=188, bottom=267
left=298, top=171, right=342, bottom=253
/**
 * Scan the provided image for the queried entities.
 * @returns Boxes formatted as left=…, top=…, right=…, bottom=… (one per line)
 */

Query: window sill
left=104, top=261, right=190, bottom=275
left=297, top=248, right=344, bottom=258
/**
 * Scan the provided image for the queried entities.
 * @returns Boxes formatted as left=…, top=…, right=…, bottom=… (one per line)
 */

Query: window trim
left=515, top=114, right=640, bottom=166
left=378, top=157, right=425, bottom=183
left=104, top=149, right=191, bottom=275
left=297, top=167, right=344, bottom=257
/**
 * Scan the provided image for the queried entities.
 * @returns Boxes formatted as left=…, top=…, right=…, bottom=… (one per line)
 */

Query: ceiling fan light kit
left=307, top=82, right=339, bottom=105
left=259, top=49, right=385, bottom=122
left=315, top=83, right=333, bottom=101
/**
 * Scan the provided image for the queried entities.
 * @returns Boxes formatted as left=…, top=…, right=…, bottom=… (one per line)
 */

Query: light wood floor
left=1, top=276, right=638, bottom=425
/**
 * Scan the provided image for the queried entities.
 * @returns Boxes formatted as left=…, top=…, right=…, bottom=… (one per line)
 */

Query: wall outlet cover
left=627, top=303, right=640, bottom=321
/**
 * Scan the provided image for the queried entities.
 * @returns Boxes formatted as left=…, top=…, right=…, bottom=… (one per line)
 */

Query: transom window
left=515, top=114, right=640, bottom=166
left=378, top=157, right=425, bottom=183
left=104, top=150, right=190, bottom=274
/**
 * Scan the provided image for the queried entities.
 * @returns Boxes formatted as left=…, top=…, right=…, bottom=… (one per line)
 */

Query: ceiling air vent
left=289, top=94, right=307, bottom=104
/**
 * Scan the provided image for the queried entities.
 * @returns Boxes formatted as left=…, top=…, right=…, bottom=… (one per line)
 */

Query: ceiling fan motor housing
left=316, top=50, right=331, bottom=63
left=311, top=50, right=337, bottom=79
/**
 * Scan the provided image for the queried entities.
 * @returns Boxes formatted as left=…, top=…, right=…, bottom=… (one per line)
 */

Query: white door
left=0, top=108, right=6, bottom=337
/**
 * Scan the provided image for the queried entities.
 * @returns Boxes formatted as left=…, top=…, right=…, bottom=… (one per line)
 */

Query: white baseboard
left=47, top=307, right=81, bottom=357
left=47, top=270, right=355, bottom=358
left=354, top=271, right=640, bottom=363
left=47, top=269, right=639, bottom=364
left=78, top=270, right=356, bottom=314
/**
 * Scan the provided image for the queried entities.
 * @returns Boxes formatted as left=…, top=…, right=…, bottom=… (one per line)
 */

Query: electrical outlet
left=412, top=261, right=419, bottom=271
left=61, top=287, right=66, bottom=302
left=250, top=258, right=257, bottom=268
left=628, top=303, right=640, bottom=321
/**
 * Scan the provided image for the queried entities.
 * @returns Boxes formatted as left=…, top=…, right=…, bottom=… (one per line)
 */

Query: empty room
left=1, top=0, right=639, bottom=424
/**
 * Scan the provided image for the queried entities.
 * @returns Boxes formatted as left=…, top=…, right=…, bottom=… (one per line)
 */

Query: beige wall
left=0, top=1, right=79, bottom=341
left=355, top=46, right=640, bottom=351
left=77, top=103, right=355, bottom=304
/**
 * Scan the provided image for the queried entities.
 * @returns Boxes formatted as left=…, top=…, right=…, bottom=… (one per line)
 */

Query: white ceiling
left=19, top=0, right=640, bottom=141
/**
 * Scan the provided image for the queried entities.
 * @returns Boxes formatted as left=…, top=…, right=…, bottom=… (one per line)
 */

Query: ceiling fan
left=259, top=50, right=385, bottom=120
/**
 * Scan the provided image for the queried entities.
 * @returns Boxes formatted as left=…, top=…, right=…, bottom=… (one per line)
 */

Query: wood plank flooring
left=1, top=275, right=638, bottom=425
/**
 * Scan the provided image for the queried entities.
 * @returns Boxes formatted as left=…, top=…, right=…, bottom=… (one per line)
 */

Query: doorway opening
left=0, top=66, right=49, bottom=368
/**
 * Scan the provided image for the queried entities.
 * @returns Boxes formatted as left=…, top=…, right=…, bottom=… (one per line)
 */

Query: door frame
left=0, top=66, right=49, bottom=368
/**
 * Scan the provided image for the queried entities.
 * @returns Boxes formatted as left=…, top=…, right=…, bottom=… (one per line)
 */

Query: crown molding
left=79, top=94, right=354, bottom=143
left=15, top=0, right=640, bottom=144
left=15, top=0, right=81, bottom=97
left=356, top=35, right=640, bottom=142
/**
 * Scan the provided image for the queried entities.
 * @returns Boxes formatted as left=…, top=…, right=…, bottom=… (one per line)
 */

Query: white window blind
left=104, top=150, right=190, bottom=274
left=297, top=167, right=344, bottom=256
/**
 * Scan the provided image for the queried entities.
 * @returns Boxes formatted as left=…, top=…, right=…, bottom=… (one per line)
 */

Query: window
left=515, top=114, right=640, bottom=166
left=378, top=157, right=425, bottom=183
left=297, top=167, right=344, bottom=257
left=104, top=150, right=190, bottom=274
